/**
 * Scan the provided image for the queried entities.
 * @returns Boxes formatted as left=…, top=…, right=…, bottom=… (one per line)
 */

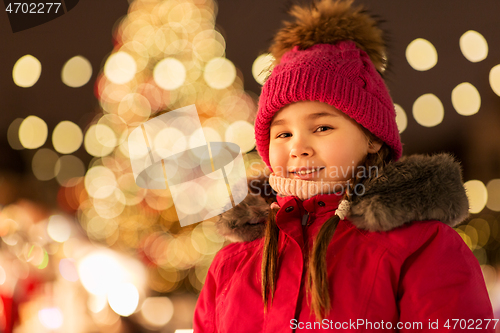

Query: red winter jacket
left=194, top=154, right=495, bottom=332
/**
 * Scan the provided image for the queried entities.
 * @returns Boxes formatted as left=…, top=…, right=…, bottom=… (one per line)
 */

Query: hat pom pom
left=269, top=0, right=388, bottom=73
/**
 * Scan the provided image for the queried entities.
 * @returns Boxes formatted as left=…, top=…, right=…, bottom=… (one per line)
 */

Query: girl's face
left=269, top=101, right=381, bottom=182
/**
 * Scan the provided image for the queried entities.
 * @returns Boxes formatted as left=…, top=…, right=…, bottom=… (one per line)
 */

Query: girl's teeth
left=298, top=168, right=321, bottom=175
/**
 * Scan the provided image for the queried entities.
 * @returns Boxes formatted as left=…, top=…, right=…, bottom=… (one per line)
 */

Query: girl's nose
left=290, top=146, right=313, bottom=158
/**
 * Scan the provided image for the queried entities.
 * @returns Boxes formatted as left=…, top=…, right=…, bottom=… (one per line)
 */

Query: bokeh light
left=412, top=94, right=444, bottom=127
left=456, top=224, right=479, bottom=251
left=153, top=57, right=186, bottom=90
left=171, top=183, right=207, bottom=217
left=7, top=118, right=24, bottom=150
left=117, top=93, right=152, bottom=125
left=451, top=82, right=481, bottom=116
left=78, top=252, right=126, bottom=296
left=61, top=55, right=93, bottom=87
left=47, top=215, right=72, bottom=243
left=32, top=148, right=58, bottom=181
left=59, top=258, right=79, bottom=282
left=168, top=2, right=201, bottom=30
left=99, top=78, right=132, bottom=103
left=86, top=216, right=119, bottom=241
left=460, top=30, right=488, bottom=63
left=224, top=120, right=255, bottom=153
left=486, top=179, right=500, bottom=211
left=216, top=94, right=255, bottom=122
left=394, top=104, right=407, bottom=133
left=118, top=173, right=147, bottom=206
left=464, top=180, right=488, bottom=214
left=38, top=308, right=63, bottom=330
left=191, top=221, right=225, bottom=256
left=104, top=51, right=137, bottom=84
left=19, top=116, right=48, bottom=149
left=107, top=282, right=139, bottom=317
left=193, top=29, right=225, bottom=62
left=84, top=166, right=117, bottom=199
left=119, top=41, right=149, bottom=72
left=87, top=294, right=107, bottom=314
left=133, top=24, right=156, bottom=51
left=190, top=127, right=221, bottom=150
left=98, top=114, right=129, bottom=145
left=153, top=127, right=187, bottom=157
left=489, top=64, right=500, bottom=96
left=90, top=305, right=120, bottom=326
left=456, top=228, right=474, bottom=250
left=93, top=188, right=126, bottom=219
left=204, top=57, right=236, bottom=89
left=140, top=297, right=174, bottom=328
left=13, top=54, right=42, bottom=87
left=52, top=121, right=83, bottom=154
left=84, top=124, right=117, bottom=157
left=406, top=38, right=438, bottom=71
left=252, top=53, right=274, bottom=85
left=468, top=218, right=491, bottom=249
left=55, top=155, right=86, bottom=186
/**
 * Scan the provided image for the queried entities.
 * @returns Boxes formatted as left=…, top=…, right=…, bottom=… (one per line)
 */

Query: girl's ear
left=367, top=138, right=383, bottom=154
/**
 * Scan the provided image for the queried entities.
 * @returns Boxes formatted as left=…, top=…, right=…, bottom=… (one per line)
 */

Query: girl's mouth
left=291, top=167, right=325, bottom=180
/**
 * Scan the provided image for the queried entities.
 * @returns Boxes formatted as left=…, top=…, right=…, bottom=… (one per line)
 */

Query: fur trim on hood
left=216, top=153, right=470, bottom=243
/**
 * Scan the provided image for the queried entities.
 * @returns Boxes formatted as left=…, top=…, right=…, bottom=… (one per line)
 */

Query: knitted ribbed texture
left=268, top=173, right=347, bottom=201
left=255, top=42, right=402, bottom=171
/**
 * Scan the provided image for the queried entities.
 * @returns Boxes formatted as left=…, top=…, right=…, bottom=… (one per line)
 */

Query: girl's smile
left=289, top=166, right=325, bottom=180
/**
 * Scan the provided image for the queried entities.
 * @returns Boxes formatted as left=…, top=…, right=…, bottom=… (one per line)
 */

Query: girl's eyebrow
left=270, top=112, right=338, bottom=128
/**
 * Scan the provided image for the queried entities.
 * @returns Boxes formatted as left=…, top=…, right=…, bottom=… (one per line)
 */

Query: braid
left=262, top=206, right=280, bottom=310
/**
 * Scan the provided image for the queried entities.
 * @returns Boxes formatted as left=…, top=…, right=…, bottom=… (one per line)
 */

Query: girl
left=194, top=0, right=495, bottom=331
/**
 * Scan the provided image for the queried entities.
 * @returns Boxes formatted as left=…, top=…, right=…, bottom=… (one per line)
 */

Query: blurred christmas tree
left=74, top=0, right=265, bottom=294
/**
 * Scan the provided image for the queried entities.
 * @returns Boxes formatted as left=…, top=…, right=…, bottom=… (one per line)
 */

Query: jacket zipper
left=301, top=211, right=311, bottom=264
left=301, top=212, right=310, bottom=226
left=293, top=211, right=311, bottom=331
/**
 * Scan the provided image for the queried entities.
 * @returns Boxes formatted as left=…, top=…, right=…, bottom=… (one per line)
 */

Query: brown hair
left=261, top=141, right=392, bottom=320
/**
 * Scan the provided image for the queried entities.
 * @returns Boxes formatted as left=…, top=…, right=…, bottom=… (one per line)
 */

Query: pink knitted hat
left=254, top=0, right=402, bottom=170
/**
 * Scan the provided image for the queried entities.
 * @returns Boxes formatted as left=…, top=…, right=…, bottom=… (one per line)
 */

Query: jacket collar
left=276, top=192, right=343, bottom=217
left=271, top=192, right=344, bottom=251
left=216, top=153, right=470, bottom=243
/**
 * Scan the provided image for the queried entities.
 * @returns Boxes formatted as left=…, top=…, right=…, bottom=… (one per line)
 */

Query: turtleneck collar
left=268, top=173, right=348, bottom=201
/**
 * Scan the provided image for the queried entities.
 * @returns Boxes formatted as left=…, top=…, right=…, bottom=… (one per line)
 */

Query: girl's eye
left=276, top=133, right=291, bottom=139
left=275, top=126, right=332, bottom=139
left=315, top=126, right=332, bottom=132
